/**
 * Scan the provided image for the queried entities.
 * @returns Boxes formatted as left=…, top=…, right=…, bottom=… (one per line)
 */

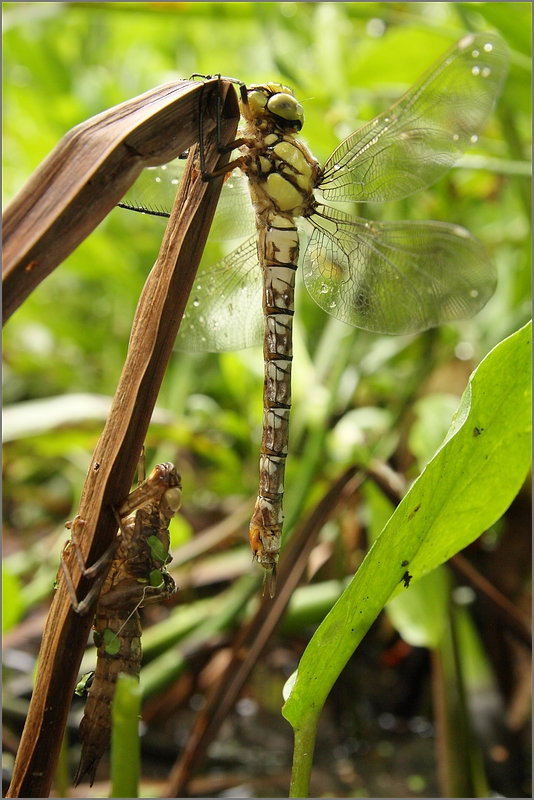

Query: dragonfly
left=61, top=458, right=182, bottom=786
left=120, top=33, right=509, bottom=597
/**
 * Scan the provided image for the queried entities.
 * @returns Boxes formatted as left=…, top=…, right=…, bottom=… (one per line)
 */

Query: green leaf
left=283, top=321, right=531, bottom=792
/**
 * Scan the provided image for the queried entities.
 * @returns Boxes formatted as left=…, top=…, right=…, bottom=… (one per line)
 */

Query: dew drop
left=155, top=176, right=162, bottom=183
left=171, top=178, right=179, bottom=185
left=471, top=49, right=480, bottom=58
left=470, top=135, right=478, bottom=144
left=484, top=42, right=493, bottom=52
left=320, top=284, right=329, bottom=294
left=482, top=67, right=491, bottom=77
left=192, top=297, right=200, bottom=307
left=329, top=301, right=337, bottom=309
left=472, top=66, right=480, bottom=76
left=470, top=289, right=479, bottom=298
left=452, top=133, right=460, bottom=142
left=196, top=283, right=202, bottom=291
left=161, top=165, right=167, bottom=171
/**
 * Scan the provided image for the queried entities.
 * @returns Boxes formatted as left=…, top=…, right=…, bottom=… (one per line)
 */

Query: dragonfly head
left=245, top=83, right=304, bottom=132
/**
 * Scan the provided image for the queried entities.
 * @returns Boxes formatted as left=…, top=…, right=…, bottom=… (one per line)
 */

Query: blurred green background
left=2, top=2, right=531, bottom=796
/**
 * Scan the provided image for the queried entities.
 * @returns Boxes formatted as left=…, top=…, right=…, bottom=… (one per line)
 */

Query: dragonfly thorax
left=239, top=94, right=320, bottom=219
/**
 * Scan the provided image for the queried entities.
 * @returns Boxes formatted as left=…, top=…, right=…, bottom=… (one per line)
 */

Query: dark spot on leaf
left=408, top=504, right=421, bottom=520
left=402, top=571, right=412, bottom=588
left=401, top=560, right=409, bottom=567
left=473, top=427, right=483, bottom=437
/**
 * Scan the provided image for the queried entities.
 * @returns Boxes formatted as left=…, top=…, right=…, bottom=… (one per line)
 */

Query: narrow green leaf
left=283, top=322, right=531, bottom=794
left=110, top=673, right=141, bottom=798
left=435, top=604, right=490, bottom=798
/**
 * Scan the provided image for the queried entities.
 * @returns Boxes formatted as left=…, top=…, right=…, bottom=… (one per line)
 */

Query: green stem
left=289, top=712, right=321, bottom=798
left=110, top=674, right=141, bottom=798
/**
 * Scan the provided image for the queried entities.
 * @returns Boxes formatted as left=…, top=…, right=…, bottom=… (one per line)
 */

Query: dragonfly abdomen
left=74, top=606, right=143, bottom=786
left=250, top=216, right=300, bottom=596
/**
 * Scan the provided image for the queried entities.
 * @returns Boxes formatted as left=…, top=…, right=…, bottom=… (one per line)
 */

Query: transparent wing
left=120, top=160, right=255, bottom=240
left=319, top=32, right=509, bottom=203
left=175, top=236, right=264, bottom=352
left=120, top=160, right=186, bottom=216
left=303, top=207, right=497, bottom=335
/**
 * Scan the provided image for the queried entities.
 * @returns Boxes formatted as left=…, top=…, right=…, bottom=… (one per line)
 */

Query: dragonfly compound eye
left=267, top=93, right=304, bottom=129
left=160, top=486, right=182, bottom=518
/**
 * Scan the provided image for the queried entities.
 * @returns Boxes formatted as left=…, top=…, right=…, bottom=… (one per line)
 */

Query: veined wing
left=319, top=32, right=509, bottom=203
left=120, top=159, right=255, bottom=240
left=303, top=206, right=496, bottom=335
left=175, top=235, right=264, bottom=352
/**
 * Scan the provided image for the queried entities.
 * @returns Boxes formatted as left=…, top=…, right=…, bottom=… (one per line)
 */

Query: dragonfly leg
left=61, top=516, right=122, bottom=615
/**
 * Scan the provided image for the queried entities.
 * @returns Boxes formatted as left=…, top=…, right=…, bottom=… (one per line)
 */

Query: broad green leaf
left=283, top=321, right=531, bottom=733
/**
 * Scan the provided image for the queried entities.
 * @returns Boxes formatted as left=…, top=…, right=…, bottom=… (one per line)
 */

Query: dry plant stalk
left=5, top=79, right=239, bottom=798
left=2, top=79, right=225, bottom=321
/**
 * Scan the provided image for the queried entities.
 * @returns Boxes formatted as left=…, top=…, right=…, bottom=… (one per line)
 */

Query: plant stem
left=111, top=674, right=142, bottom=798
left=289, top=712, right=321, bottom=798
